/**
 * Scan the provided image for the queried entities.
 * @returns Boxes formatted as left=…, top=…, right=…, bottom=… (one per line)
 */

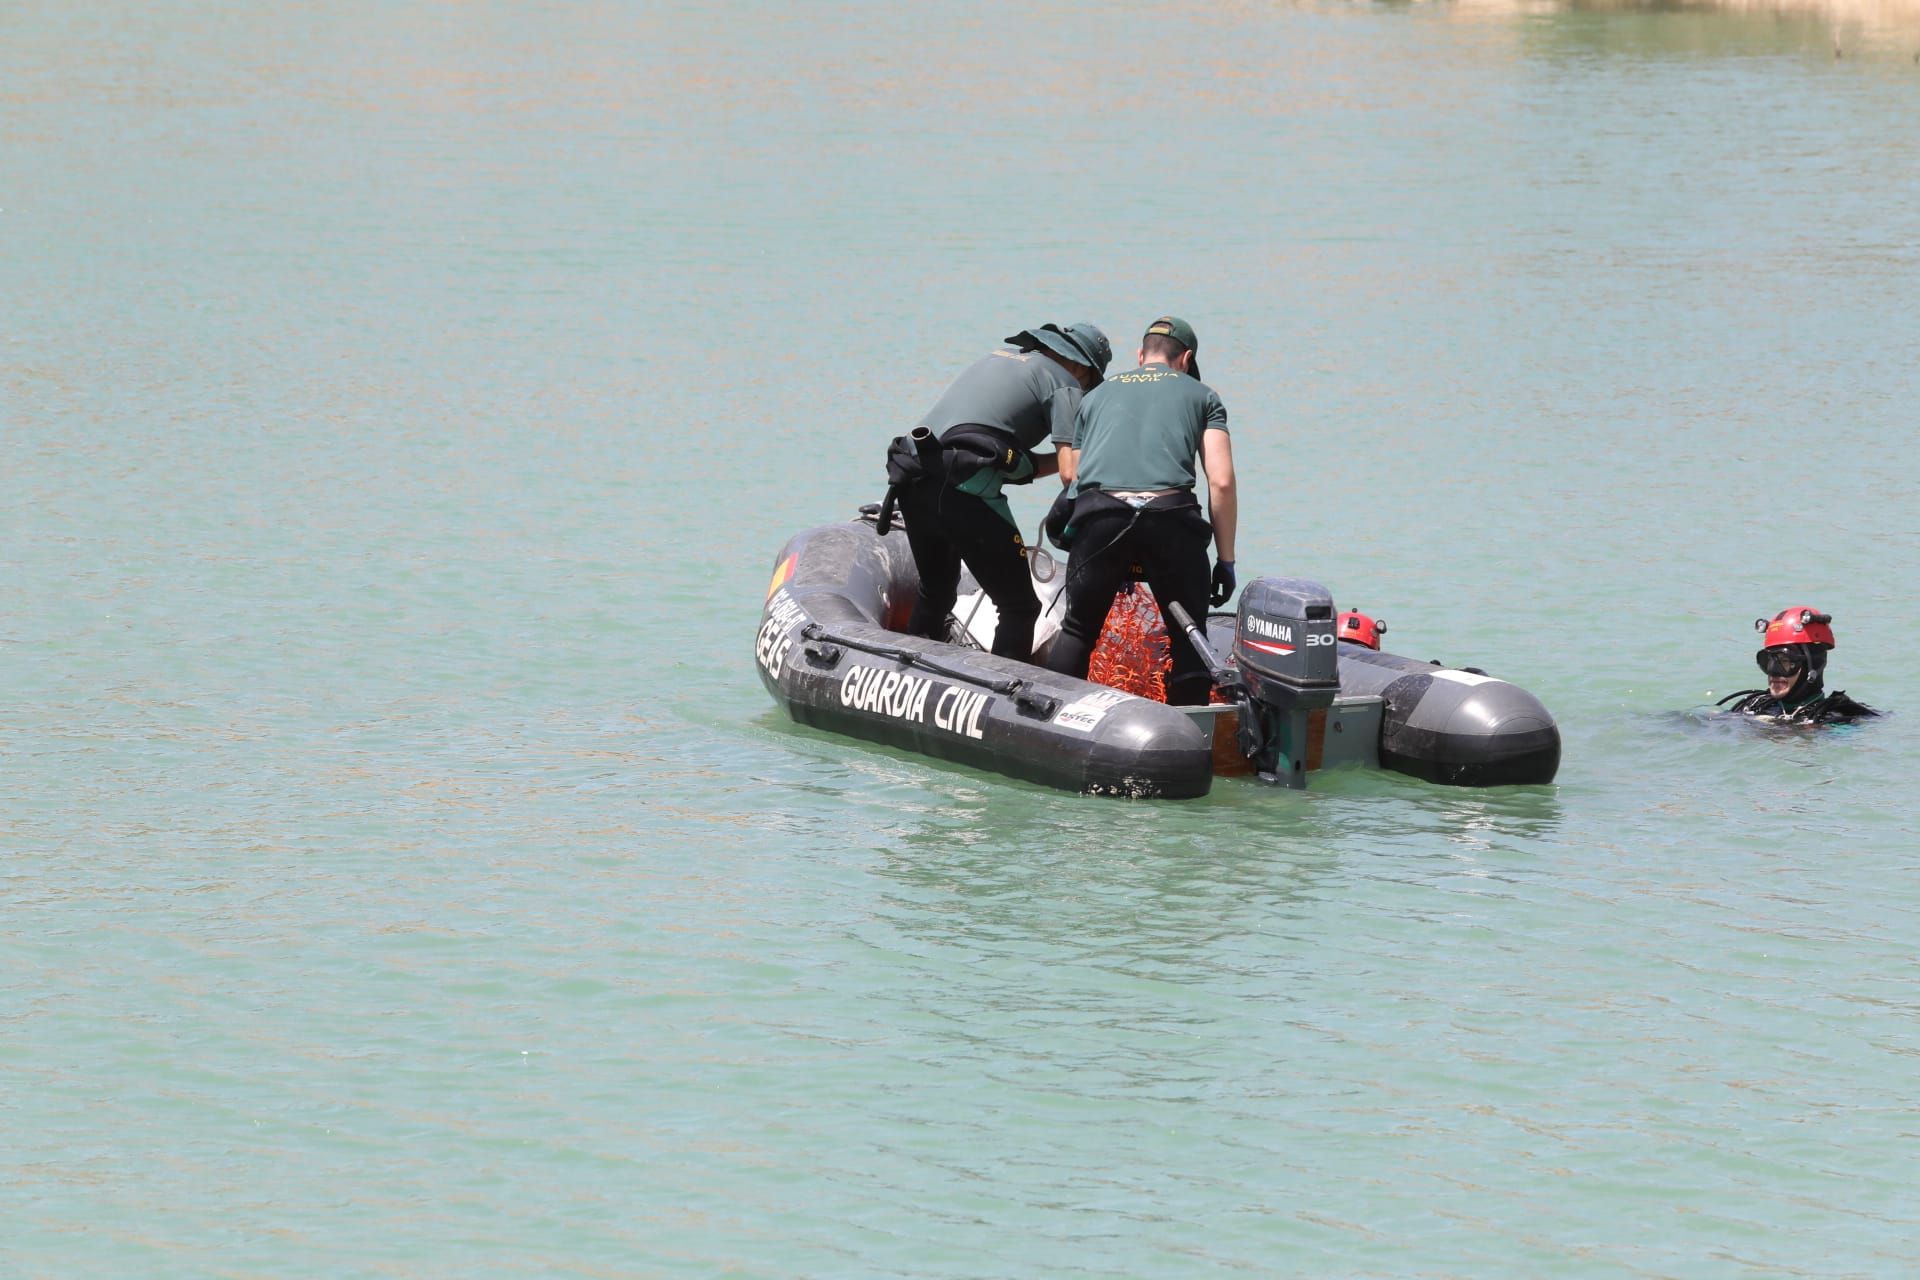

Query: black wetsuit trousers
left=1045, top=504, right=1214, bottom=706
left=897, top=480, right=1039, bottom=661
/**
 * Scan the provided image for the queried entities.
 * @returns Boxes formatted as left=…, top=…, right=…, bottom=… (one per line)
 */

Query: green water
left=6, top=3, right=1918, bottom=1276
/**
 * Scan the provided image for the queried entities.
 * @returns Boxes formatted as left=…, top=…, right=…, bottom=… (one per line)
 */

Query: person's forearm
left=1032, top=451, right=1060, bottom=479
left=1208, top=480, right=1236, bottom=561
left=1056, top=446, right=1077, bottom=486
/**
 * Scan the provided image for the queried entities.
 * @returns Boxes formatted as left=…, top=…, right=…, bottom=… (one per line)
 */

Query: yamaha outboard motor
left=1232, top=577, right=1340, bottom=788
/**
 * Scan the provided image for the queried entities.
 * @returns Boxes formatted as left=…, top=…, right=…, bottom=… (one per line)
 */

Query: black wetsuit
left=1716, top=689, right=1879, bottom=724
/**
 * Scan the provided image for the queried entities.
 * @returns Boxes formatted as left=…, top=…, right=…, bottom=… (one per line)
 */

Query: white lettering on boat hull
left=756, top=589, right=806, bottom=679
left=837, top=664, right=990, bottom=740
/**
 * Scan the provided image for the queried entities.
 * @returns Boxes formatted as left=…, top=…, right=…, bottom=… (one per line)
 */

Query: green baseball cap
left=1144, top=316, right=1201, bottom=380
left=1005, top=322, right=1113, bottom=383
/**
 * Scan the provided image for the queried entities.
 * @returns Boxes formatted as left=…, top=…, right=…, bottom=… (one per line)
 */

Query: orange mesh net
left=1085, top=585, right=1240, bottom=707
left=1087, top=585, right=1172, bottom=703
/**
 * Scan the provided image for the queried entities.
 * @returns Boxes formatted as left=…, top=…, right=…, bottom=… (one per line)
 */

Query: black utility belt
left=1045, top=483, right=1204, bottom=552
left=1073, top=487, right=1199, bottom=516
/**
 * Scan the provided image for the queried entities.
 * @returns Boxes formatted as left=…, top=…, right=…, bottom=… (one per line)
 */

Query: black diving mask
left=1756, top=648, right=1805, bottom=678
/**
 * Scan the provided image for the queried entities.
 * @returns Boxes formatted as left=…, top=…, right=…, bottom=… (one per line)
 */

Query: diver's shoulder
left=1819, top=690, right=1880, bottom=721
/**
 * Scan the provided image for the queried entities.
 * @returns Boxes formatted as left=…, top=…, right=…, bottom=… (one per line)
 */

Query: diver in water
left=1336, top=609, right=1385, bottom=650
left=1717, top=606, right=1878, bottom=724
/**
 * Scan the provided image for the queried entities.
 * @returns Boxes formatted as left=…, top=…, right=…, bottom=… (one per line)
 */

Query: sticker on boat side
left=1052, top=689, right=1129, bottom=734
left=766, top=553, right=797, bottom=600
left=755, top=588, right=806, bottom=680
left=839, top=664, right=989, bottom=740
left=1431, top=669, right=1501, bottom=687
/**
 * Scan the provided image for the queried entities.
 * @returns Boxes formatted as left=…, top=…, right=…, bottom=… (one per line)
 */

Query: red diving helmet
left=1754, top=606, right=1834, bottom=682
left=1337, top=609, right=1385, bottom=650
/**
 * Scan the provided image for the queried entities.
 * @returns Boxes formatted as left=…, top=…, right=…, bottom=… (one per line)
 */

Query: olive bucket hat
left=1144, top=316, right=1200, bottom=380
left=1005, top=322, right=1113, bottom=383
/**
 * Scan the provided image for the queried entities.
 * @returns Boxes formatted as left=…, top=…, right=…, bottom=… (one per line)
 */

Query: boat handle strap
left=801, top=624, right=1051, bottom=705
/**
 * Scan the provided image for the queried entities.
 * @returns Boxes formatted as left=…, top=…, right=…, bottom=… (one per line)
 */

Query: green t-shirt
left=918, top=345, right=1079, bottom=526
left=1069, top=362, right=1228, bottom=495
left=920, top=347, right=1084, bottom=451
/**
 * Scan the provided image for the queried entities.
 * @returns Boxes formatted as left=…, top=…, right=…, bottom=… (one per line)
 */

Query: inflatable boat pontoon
left=755, top=514, right=1560, bottom=798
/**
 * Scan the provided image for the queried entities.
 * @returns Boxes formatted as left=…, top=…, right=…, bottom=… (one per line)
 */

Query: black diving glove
left=1209, top=559, right=1236, bottom=607
left=1044, top=487, right=1077, bottom=551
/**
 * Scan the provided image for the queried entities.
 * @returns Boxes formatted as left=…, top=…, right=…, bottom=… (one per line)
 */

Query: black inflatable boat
left=755, top=515, right=1560, bottom=798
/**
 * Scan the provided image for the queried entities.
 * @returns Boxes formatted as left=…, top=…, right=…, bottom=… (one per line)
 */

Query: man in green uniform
left=1045, top=317, right=1238, bottom=706
left=884, top=322, right=1111, bottom=661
